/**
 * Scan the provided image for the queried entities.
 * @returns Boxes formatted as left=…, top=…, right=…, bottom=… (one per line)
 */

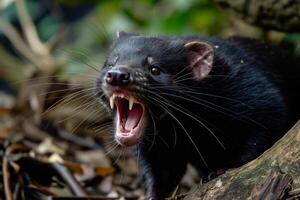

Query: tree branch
left=213, top=0, right=300, bottom=32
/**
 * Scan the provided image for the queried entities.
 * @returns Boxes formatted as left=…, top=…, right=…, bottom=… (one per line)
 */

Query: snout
left=105, top=67, right=133, bottom=86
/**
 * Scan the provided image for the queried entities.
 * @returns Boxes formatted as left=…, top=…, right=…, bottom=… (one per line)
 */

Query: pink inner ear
left=185, top=42, right=214, bottom=80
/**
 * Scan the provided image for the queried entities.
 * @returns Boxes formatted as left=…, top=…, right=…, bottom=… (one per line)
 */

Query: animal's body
left=96, top=32, right=299, bottom=199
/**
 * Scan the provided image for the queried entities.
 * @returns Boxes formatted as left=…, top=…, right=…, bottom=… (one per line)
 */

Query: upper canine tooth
left=129, top=97, right=134, bottom=110
left=109, top=94, right=116, bottom=109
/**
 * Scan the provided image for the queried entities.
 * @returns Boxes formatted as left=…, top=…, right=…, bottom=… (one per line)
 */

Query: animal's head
left=96, top=32, right=214, bottom=146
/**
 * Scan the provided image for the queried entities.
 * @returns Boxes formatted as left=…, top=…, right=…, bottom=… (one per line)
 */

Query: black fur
left=96, top=34, right=299, bottom=199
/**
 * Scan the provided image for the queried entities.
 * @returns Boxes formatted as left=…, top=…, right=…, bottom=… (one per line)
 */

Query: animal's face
left=96, top=32, right=214, bottom=146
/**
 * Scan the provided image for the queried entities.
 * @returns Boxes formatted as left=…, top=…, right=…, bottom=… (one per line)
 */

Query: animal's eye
left=149, top=66, right=161, bottom=75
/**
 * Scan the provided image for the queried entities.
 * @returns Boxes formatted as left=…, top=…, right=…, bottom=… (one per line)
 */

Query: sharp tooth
left=129, top=97, right=134, bottom=110
left=109, top=94, right=116, bottom=109
left=109, top=97, right=114, bottom=109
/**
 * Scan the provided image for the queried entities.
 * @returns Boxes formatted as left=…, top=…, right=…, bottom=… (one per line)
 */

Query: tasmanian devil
left=95, top=32, right=299, bottom=199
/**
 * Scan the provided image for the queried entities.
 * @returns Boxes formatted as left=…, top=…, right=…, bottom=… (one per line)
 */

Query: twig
left=58, top=129, right=101, bottom=149
left=15, top=0, right=49, bottom=56
left=47, top=24, right=70, bottom=52
left=51, top=162, right=88, bottom=196
left=15, top=0, right=57, bottom=74
left=0, top=18, right=42, bottom=68
left=28, top=182, right=58, bottom=196
left=3, top=143, right=25, bottom=200
left=1, top=0, right=57, bottom=74
left=289, top=187, right=300, bottom=196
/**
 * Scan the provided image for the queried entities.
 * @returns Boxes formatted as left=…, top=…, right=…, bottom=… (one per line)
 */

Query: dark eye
left=150, top=66, right=161, bottom=75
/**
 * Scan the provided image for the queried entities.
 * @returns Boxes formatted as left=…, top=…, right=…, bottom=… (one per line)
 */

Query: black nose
left=105, top=69, right=131, bottom=86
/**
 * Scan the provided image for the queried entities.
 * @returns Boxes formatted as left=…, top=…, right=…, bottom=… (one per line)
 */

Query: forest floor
left=0, top=80, right=198, bottom=200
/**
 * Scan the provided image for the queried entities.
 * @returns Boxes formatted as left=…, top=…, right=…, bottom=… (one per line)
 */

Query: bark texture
left=213, top=0, right=300, bottom=32
left=183, top=121, right=300, bottom=200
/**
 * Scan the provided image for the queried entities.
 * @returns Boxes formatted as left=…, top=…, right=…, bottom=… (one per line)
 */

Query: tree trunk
left=183, top=120, right=300, bottom=200
left=213, top=0, right=300, bottom=32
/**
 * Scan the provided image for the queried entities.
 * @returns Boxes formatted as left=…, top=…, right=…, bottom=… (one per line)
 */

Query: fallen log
left=183, top=120, right=300, bottom=200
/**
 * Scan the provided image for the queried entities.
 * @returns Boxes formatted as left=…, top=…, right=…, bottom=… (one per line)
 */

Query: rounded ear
left=184, top=41, right=214, bottom=80
left=117, top=31, right=139, bottom=38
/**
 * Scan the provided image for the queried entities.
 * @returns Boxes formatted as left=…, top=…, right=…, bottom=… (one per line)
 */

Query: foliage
left=0, top=0, right=228, bottom=82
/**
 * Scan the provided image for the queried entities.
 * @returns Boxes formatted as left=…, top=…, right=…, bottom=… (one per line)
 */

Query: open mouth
left=109, top=93, right=145, bottom=146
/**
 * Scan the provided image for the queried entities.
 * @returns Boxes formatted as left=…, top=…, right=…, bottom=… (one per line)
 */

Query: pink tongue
left=125, top=105, right=143, bottom=130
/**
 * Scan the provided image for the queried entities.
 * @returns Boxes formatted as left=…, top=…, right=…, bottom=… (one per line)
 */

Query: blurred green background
left=0, top=0, right=299, bottom=86
left=0, top=0, right=228, bottom=84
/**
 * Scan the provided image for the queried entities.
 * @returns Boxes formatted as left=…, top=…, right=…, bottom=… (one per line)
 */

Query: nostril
left=105, top=70, right=131, bottom=86
left=121, top=72, right=130, bottom=81
left=107, top=72, right=112, bottom=78
left=106, top=72, right=113, bottom=83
